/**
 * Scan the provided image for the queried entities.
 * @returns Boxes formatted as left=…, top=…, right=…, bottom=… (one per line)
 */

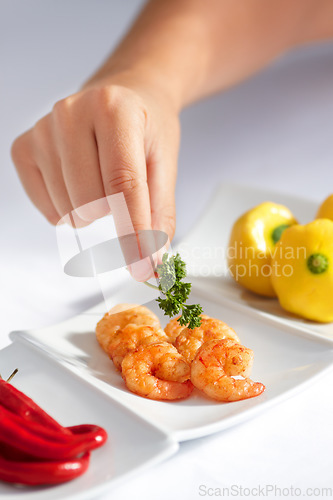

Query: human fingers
left=11, top=130, right=61, bottom=225
left=146, top=116, right=180, bottom=264
left=51, top=96, right=109, bottom=222
left=147, top=120, right=180, bottom=241
left=94, top=88, right=154, bottom=281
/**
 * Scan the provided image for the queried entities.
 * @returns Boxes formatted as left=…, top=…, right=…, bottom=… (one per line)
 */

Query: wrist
left=83, top=58, right=186, bottom=113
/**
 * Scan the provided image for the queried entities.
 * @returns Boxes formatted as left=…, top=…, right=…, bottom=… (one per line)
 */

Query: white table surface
left=1, top=1, right=333, bottom=498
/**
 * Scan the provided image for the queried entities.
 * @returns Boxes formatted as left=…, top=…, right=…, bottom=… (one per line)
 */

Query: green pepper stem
left=272, top=224, right=291, bottom=244
left=307, top=253, right=329, bottom=274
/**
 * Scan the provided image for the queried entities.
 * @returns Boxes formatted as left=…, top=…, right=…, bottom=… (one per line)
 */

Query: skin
left=11, top=0, right=333, bottom=281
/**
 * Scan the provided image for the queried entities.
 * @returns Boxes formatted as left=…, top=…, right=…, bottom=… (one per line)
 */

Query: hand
left=11, top=73, right=180, bottom=281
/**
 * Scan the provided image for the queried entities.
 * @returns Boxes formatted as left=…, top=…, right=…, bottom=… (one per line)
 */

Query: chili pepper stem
left=0, top=368, right=18, bottom=382
left=6, top=368, right=18, bottom=382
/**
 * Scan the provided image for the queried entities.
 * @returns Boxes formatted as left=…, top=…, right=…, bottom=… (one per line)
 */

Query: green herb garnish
left=145, top=253, right=203, bottom=329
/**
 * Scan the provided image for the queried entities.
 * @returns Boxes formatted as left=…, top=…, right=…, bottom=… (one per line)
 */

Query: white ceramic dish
left=177, top=183, right=333, bottom=344
left=2, top=183, right=333, bottom=499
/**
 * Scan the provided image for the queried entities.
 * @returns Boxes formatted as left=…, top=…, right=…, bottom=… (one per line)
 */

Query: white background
left=1, top=1, right=333, bottom=499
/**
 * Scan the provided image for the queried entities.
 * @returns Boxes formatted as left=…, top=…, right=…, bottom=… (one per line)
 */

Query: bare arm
left=86, top=0, right=333, bottom=107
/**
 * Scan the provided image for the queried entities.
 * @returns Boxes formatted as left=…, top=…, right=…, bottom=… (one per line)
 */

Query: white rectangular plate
left=10, top=289, right=333, bottom=443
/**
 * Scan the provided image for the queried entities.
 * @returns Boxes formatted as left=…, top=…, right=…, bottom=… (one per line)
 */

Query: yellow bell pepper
left=271, top=219, right=333, bottom=322
left=228, top=202, right=298, bottom=297
left=316, top=194, right=333, bottom=220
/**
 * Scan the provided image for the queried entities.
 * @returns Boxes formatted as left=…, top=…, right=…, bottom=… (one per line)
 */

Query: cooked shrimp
left=164, top=314, right=209, bottom=344
left=174, top=317, right=240, bottom=364
left=108, top=324, right=167, bottom=371
left=96, top=303, right=160, bottom=353
left=121, top=342, right=193, bottom=400
left=191, top=339, right=265, bottom=402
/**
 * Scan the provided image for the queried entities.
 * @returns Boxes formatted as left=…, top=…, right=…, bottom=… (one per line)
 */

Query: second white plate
left=177, top=183, right=333, bottom=344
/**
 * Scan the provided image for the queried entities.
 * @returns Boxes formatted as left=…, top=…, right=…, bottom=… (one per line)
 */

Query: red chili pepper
left=0, top=452, right=90, bottom=485
left=0, top=398, right=108, bottom=447
left=0, top=426, right=107, bottom=464
left=67, top=424, right=108, bottom=441
left=0, top=405, right=107, bottom=460
left=0, top=380, right=107, bottom=444
left=0, top=442, right=37, bottom=462
left=0, top=371, right=108, bottom=486
left=0, top=379, right=71, bottom=435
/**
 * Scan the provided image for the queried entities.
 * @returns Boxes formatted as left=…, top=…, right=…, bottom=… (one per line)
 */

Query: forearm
left=85, top=0, right=333, bottom=110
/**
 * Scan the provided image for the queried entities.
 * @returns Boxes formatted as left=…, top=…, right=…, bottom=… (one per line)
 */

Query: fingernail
left=128, top=257, right=154, bottom=282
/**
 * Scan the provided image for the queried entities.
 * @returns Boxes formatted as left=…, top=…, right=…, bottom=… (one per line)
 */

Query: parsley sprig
left=145, top=253, right=203, bottom=329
